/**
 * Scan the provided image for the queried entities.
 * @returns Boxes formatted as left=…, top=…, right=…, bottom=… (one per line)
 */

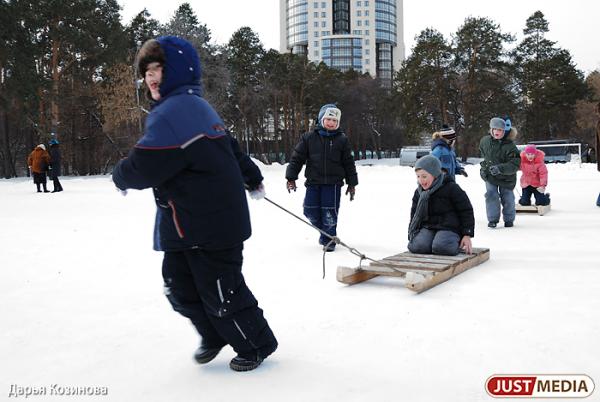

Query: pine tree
left=514, top=11, right=588, bottom=140
left=452, top=17, right=515, bottom=156
left=393, top=28, right=456, bottom=144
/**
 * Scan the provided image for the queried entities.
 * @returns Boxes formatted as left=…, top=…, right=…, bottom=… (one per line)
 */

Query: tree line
left=1, top=1, right=598, bottom=178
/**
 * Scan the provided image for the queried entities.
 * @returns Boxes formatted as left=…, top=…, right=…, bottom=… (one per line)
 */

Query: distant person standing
left=596, top=103, right=600, bottom=207
left=479, top=118, right=521, bottom=228
left=27, top=144, right=51, bottom=193
left=48, top=139, right=63, bottom=192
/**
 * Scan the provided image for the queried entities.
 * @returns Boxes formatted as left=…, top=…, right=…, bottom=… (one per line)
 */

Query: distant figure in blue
left=430, top=124, right=467, bottom=181
left=112, top=36, right=277, bottom=372
left=285, top=104, right=358, bottom=252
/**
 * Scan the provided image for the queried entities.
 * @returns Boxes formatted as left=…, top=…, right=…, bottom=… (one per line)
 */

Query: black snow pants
left=162, top=244, right=277, bottom=360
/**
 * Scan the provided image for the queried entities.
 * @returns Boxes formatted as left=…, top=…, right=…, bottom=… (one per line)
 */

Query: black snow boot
left=229, top=355, right=263, bottom=372
left=193, top=344, right=223, bottom=364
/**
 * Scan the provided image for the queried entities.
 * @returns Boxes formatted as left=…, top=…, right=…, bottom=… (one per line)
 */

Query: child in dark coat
left=479, top=118, right=521, bottom=228
left=112, top=36, right=277, bottom=372
left=408, top=155, right=474, bottom=256
left=285, top=104, right=358, bottom=251
left=48, top=138, right=63, bottom=192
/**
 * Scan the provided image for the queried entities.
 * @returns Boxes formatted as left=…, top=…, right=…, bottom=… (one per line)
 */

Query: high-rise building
left=279, top=0, right=404, bottom=82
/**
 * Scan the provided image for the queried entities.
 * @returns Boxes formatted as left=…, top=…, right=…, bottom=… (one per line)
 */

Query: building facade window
left=376, top=42, right=393, bottom=83
left=333, top=0, right=350, bottom=34
left=287, top=0, right=309, bottom=47
left=375, top=0, right=397, bottom=45
left=321, top=37, right=363, bottom=72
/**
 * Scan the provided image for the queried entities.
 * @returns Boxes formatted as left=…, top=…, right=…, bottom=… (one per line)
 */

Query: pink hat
left=524, top=144, right=536, bottom=154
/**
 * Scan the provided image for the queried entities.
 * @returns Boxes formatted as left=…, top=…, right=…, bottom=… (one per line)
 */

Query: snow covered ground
left=1, top=160, right=599, bottom=401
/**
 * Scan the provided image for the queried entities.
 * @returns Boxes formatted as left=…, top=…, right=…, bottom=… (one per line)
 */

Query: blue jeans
left=484, top=181, right=515, bottom=224
left=407, top=228, right=461, bottom=256
left=303, top=184, right=342, bottom=246
left=519, top=186, right=549, bottom=206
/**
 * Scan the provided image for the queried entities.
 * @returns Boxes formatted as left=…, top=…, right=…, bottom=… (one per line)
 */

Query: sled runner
left=336, top=248, right=490, bottom=293
left=515, top=204, right=551, bottom=216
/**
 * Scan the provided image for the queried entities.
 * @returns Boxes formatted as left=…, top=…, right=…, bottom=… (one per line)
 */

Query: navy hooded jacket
left=113, top=36, right=256, bottom=251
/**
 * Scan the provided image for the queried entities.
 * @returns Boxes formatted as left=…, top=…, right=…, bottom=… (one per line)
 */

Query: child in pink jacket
left=518, top=144, right=550, bottom=206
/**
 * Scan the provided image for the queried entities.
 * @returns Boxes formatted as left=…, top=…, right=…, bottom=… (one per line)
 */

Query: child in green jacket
left=479, top=118, right=521, bottom=228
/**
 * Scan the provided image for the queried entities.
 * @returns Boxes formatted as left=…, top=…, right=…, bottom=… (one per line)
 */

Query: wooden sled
left=515, top=204, right=551, bottom=216
left=336, top=248, right=490, bottom=293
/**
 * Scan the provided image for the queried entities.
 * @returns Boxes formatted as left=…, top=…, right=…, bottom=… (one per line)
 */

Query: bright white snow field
left=1, top=160, right=599, bottom=401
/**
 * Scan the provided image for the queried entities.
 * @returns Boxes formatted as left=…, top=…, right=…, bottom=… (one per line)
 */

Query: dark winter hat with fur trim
left=136, top=36, right=202, bottom=99
left=137, top=39, right=165, bottom=78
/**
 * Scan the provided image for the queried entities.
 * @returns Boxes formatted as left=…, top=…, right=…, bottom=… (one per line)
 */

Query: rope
left=263, top=196, right=380, bottom=278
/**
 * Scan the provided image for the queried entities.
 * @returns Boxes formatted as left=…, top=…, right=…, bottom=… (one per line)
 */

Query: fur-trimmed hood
left=137, top=36, right=202, bottom=99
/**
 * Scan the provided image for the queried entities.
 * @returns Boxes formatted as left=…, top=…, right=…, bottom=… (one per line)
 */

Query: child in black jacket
left=408, top=155, right=475, bottom=255
left=285, top=104, right=358, bottom=251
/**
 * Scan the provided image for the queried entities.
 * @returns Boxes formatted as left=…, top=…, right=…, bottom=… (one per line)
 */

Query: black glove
left=457, top=169, right=468, bottom=177
left=286, top=180, right=297, bottom=193
left=489, top=165, right=500, bottom=176
left=346, top=186, right=355, bottom=201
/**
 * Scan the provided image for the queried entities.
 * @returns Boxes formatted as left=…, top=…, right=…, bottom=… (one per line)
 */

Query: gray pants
left=484, top=181, right=515, bottom=224
left=408, top=228, right=460, bottom=256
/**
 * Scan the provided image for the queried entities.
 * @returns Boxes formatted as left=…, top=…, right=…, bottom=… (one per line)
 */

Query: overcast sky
left=119, top=0, right=600, bottom=74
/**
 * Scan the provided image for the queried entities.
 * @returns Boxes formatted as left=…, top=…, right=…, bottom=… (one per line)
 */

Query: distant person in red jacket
left=518, top=144, right=550, bottom=206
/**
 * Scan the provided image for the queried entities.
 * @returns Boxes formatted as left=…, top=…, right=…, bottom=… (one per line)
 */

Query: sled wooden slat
left=382, top=254, right=463, bottom=264
left=516, top=204, right=551, bottom=216
left=370, top=260, right=450, bottom=272
left=336, top=248, right=490, bottom=293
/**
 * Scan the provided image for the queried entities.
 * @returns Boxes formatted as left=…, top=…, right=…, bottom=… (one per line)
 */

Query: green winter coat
left=479, top=129, right=520, bottom=189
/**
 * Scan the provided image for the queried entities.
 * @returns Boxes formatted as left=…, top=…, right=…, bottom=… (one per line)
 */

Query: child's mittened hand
left=286, top=180, right=297, bottom=193
left=489, top=165, right=500, bottom=176
left=249, top=184, right=266, bottom=200
left=345, top=186, right=355, bottom=201
left=537, top=186, right=545, bottom=193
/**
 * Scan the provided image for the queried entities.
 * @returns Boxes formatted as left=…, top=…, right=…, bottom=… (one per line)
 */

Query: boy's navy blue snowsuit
left=112, top=36, right=277, bottom=361
left=285, top=126, right=358, bottom=246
